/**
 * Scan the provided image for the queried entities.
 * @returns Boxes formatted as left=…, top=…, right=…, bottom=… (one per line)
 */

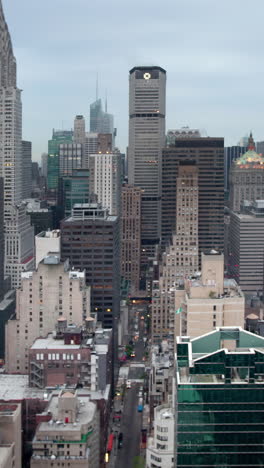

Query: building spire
left=105, top=89, right=108, bottom=113
left=248, top=131, right=255, bottom=151
left=96, top=73, right=98, bottom=101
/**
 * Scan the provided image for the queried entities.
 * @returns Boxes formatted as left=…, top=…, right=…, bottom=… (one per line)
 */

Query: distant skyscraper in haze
left=73, top=114, right=85, bottom=144
left=128, top=66, right=166, bottom=270
left=90, top=96, right=115, bottom=145
left=41, top=152, right=48, bottom=178
left=0, top=1, right=34, bottom=287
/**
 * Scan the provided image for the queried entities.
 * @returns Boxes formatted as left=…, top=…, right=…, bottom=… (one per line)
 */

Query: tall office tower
left=229, top=133, right=264, bottom=212
left=59, top=169, right=90, bottom=217
left=41, top=152, right=48, bottom=178
left=224, top=145, right=246, bottom=194
left=73, top=114, right=85, bottom=144
left=229, top=200, right=264, bottom=296
left=120, top=185, right=142, bottom=292
left=90, top=98, right=103, bottom=132
left=83, top=132, right=98, bottom=168
left=0, top=178, right=4, bottom=300
left=175, top=327, right=264, bottom=468
left=0, top=3, right=34, bottom=288
left=161, top=132, right=224, bottom=256
left=89, top=151, right=121, bottom=215
left=151, top=165, right=199, bottom=343
left=90, top=97, right=115, bottom=137
left=5, top=255, right=90, bottom=374
left=128, top=66, right=166, bottom=269
left=47, top=129, right=73, bottom=191
left=58, top=142, right=82, bottom=177
left=60, top=203, right=120, bottom=329
left=21, top=140, right=32, bottom=199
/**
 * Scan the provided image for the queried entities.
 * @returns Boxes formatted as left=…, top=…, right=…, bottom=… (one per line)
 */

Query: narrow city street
left=114, top=303, right=149, bottom=467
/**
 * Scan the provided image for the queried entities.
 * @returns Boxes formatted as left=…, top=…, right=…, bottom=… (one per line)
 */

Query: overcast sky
left=4, top=0, right=264, bottom=161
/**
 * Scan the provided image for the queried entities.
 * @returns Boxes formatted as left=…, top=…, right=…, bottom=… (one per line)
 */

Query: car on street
left=126, top=380, right=131, bottom=388
left=118, top=432, right=123, bottom=448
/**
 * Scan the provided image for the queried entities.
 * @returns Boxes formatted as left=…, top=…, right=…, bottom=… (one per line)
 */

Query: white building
left=89, top=151, right=121, bottom=215
left=5, top=255, right=90, bottom=374
left=35, top=230, right=61, bottom=267
left=146, top=404, right=174, bottom=468
left=0, top=3, right=34, bottom=288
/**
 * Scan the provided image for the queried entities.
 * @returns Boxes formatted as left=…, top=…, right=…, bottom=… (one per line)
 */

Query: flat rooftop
left=31, top=334, right=81, bottom=350
left=36, top=394, right=96, bottom=435
left=0, top=375, right=45, bottom=400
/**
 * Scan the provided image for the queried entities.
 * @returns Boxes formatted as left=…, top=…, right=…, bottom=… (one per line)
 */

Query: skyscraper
left=73, top=114, right=86, bottom=144
left=60, top=203, right=120, bottom=329
left=175, top=327, right=264, bottom=468
left=0, top=178, right=4, bottom=300
left=120, top=185, right=142, bottom=292
left=151, top=164, right=199, bottom=343
left=161, top=132, right=224, bottom=256
left=89, top=150, right=121, bottom=215
left=0, top=1, right=34, bottom=288
left=58, top=142, right=82, bottom=177
left=128, top=66, right=166, bottom=270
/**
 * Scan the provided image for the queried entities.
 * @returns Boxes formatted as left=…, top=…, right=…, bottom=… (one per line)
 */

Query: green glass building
left=47, top=130, right=73, bottom=190
left=175, top=327, right=264, bottom=467
left=59, top=169, right=90, bottom=217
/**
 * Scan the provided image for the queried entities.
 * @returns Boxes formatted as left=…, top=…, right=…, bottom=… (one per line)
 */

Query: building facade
left=151, top=165, right=199, bottom=343
left=0, top=178, right=4, bottom=300
left=5, top=255, right=90, bottom=374
left=0, top=3, right=34, bottom=288
left=89, top=151, right=121, bottom=215
left=146, top=405, right=174, bottom=468
left=59, top=169, right=90, bottom=217
left=161, top=135, right=224, bottom=256
left=128, top=66, right=166, bottom=269
left=60, top=203, right=120, bottom=329
left=58, top=142, right=82, bottom=177
left=229, top=133, right=264, bottom=212
left=120, top=185, right=142, bottom=292
left=21, top=140, right=32, bottom=199
left=175, top=327, right=264, bottom=467
left=73, top=115, right=85, bottom=145
left=229, top=200, right=264, bottom=296
left=175, top=252, right=245, bottom=339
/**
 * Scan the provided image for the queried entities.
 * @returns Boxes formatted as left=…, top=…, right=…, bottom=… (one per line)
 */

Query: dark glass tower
left=161, top=136, right=224, bottom=256
left=175, top=327, right=264, bottom=467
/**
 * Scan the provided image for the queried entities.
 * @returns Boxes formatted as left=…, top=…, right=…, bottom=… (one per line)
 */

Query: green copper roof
left=236, top=149, right=264, bottom=165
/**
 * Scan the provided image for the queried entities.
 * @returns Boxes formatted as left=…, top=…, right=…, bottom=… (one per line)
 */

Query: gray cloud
left=3, top=0, right=264, bottom=159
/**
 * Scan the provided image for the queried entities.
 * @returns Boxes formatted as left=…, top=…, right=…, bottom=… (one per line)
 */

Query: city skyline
left=4, top=0, right=264, bottom=160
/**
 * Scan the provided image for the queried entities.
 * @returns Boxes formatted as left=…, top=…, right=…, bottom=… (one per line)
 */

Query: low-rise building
left=31, top=390, right=100, bottom=468
left=0, top=403, right=22, bottom=468
left=29, top=320, right=112, bottom=392
left=149, top=343, right=173, bottom=422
